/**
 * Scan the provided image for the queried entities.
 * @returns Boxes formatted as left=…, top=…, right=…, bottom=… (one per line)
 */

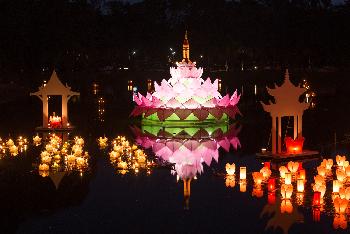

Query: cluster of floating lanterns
left=38, top=135, right=89, bottom=177
left=0, top=136, right=29, bottom=157
left=102, top=136, right=155, bottom=175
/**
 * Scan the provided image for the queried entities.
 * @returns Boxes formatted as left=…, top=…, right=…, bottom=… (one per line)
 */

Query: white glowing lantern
left=317, top=166, right=327, bottom=177
left=225, top=163, right=236, bottom=176
left=297, top=179, right=304, bottom=192
left=334, top=197, right=349, bottom=214
left=284, top=172, right=292, bottom=185
left=252, top=172, right=264, bottom=186
left=260, top=166, right=271, bottom=179
left=279, top=166, right=288, bottom=179
left=333, top=180, right=341, bottom=193
left=281, top=184, right=293, bottom=199
left=240, top=167, right=246, bottom=180
left=287, top=161, right=299, bottom=174
left=336, top=169, right=346, bottom=183
left=313, top=184, right=326, bottom=198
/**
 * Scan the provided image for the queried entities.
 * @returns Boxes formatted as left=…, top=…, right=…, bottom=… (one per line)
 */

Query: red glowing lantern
left=312, top=207, right=320, bottom=222
left=268, top=192, right=276, bottom=205
left=298, top=162, right=303, bottom=171
left=268, top=178, right=276, bottom=192
left=264, top=162, right=271, bottom=169
left=285, top=137, right=305, bottom=154
left=49, top=115, right=62, bottom=128
left=313, top=191, right=321, bottom=206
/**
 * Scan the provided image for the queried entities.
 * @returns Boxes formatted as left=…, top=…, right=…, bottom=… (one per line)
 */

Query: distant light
left=133, top=87, right=138, bottom=92
left=170, top=48, right=173, bottom=51
left=123, top=67, right=129, bottom=70
left=132, top=51, right=136, bottom=55
left=200, top=55, right=203, bottom=58
left=172, top=52, right=175, bottom=55
left=254, top=66, right=258, bottom=70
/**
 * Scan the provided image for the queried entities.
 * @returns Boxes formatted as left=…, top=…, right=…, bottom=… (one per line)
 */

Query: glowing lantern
left=33, top=136, right=42, bottom=146
left=268, top=192, right=276, bottom=205
left=339, top=187, right=350, bottom=200
left=285, top=137, right=304, bottom=154
left=41, top=156, right=52, bottom=164
left=225, top=163, right=236, bottom=176
left=98, top=137, right=108, bottom=149
left=49, top=115, right=62, bottom=128
left=268, top=178, right=276, bottom=192
left=344, top=161, right=350, bottom=168
left=313, top=191, right=321, bottom=206
left=281, top=184, right=293, bottom=199
left=6, top=139, right=14, bottom=147
left=287, top=161, right=299, bottom=174
left=279, top=166, right=288, bottom=179
left=117, top=161, right=128, bottom=170
left=252, top=186, right=263, bottom=198
left=298, top=169, right=306, bottom=180
left=297, top=179, right=304, bottom=192
left=260, top=166, right=271, bottom=179
left=128, top=80, right=133, bottom=91
left=333, top=180, right=341, bottom=193
left=345, top=166, right=350, bottom=177
left=252, top=172, right=264, bottom=185
left=240, top=167, right=246, bottom=180
left=333, top=214, right=347, bottom=230
left=314, top=175, right=325, bottom=186
left=296, top=192, right=304, bottom=205
left=225, top=175, right=235, bottom=188
left=9, top=145, right=18, bottom=156
left=313, top=207, right=320, bottom=222
left=313, top=184, right=326, bottom=198
left=67, top=155, right=76, bottom=164
left=334, top=197, right=349, bottom=214
left=76, top=157, right=86, bottom=167
left=264, top=162, right=270, bottom=169
left=336, top=155, right=346, bottom=167
left=281, top=199, right=293, bottom=214
left=317, top=166, right=327, bottom=177
left=39, top=163, right=49, bottom=171
left=322, top=159, right=333, bottom=170
left=240, top=180, right=246, bottom=192
left=284, top=172, right=292, bottom=185
left=336, top=169, right=346, bottom=183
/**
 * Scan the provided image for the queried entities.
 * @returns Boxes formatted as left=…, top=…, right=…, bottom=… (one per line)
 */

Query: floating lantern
left=287, top=161, right=299, bottom=174
left=76, top=157, right=86, bottom=167
left=297, top=179, right=304, bottom=192
left=264, top=162, right=270, bottom=169
left=225, top=163, right=236, bottom=176
left=339, top=187, right=350, bottom=200
left=334, top=197, right=349, bottom=214
left=225, top=175, right=235, bottom=188
left=322, top=159, right=333, bottom=170
left=240, top=167, right=246, bottom=180
left=6, top=139, right=14, bottom=147
left=260, top=166, right=271, bottom=179
left=298, top=169, right=306, bottom=180
left=9, top=145, right=18, bottom=156
left=281, top=184, right=293, bottom=199
left=333, top=180, right=341, bottom=193
left=268, top=192, right=276, bottom=205
left=252, top=186, right=263, bottom=198
left=313, top=191, right=321, bottom=206
left=336, top=155, right=346, bottom=167
left=41, top=156, right=52, bottom=164
left=344, top=161, right=350, bottom=168
left=336, top=169, right=346, bottom=183
left=98, top=137, right=108, bottom=149
left=333, top=214, right=348, bottom=230
left=281, top=200, right=293, bottom=214
left=314, top=175, right=325, bottom=186
left=67, top=155, right=76, bottom=164
left=317, top=166, right=327, bottom=177
left=285, top=137, right=304, bottom=154
left=240, top=180, right=247, bottom=192
left=279, top=166, right=288, bottom=179
left=345, top=166, right=350, bottom=177
left=39, top=163, right=49, bottom=171
left=117, top=161, right=128, bottom=170
left=284, top=172, right=292, bottom=185
left=313, top=184, right=326, bottom=198
left=268, top=178, right=276, bottom=192
left=33, top=136, right=42, bottom=146
left=252, top=172, right=264, bottom=185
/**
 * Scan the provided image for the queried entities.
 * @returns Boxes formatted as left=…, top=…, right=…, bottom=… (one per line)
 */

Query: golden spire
left=183, top=178, right=191, bottom=210
left=182, top=30, right=190, bottom=63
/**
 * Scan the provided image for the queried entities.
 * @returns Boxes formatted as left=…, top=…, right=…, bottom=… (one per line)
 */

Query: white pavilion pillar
left=293, top=115, right=298, bottom=140
left=278, top=116, right=282, bottom=153
left=62, top=95, right=68, bottom=128
left=298, top=113, right=303, bottom=138
left=42, top=95, right=48, bottom=127
left=271, top=115, right=276, bottom=154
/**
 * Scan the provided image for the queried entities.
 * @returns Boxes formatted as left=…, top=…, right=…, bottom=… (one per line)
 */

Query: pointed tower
left=182, top=31, right=190, bottom=63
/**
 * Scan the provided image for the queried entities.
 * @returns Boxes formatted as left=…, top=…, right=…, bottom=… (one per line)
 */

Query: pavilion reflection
left=132, top=123, right=241, bottom=209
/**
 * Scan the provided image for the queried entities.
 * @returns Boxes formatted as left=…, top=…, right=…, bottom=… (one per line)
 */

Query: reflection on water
left=133, top=123, right=241, bottom=209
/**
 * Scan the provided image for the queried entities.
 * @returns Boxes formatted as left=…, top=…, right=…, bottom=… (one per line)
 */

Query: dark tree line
left=0, top=0, right=350, bottom=75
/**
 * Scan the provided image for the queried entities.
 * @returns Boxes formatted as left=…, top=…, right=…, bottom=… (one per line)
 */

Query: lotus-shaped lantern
left=225, top=163, right=236, bottom=176
left=334, top=197, right=349, bottom=214
left=336, top=155, right=347, bottom=167
left=285, top=137, right=304, bottom=154
left=287, top=161, right=299, bottom=174
left=281, top=184, right=293, bottom=199
left=252, top=172, right=264, bottom=186
left=279, top=166, right=288, bottom=179
left=260, top=166, right=271, bottom=179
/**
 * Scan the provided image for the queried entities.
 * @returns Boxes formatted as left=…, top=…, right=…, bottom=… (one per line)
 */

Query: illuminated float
left=132, top=124, right=241, bottom=209
left=30, top=70, right=80, bottom=130
left=131, top=32, right=240, bottom=125
left=259, top=70, right=318, bottom=159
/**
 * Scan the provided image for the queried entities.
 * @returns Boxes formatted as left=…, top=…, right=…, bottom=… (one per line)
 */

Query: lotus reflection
left=132, top=124, right=241, bottom=208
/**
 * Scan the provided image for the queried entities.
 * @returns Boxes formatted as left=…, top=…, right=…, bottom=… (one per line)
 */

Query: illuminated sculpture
left=131, top=32, right=240, bottom=124
left=261, top=70, right=309, bottom=154
left=31, top=70, right=80, bottom=129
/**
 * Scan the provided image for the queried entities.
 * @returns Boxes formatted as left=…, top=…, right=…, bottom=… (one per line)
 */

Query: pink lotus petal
left=230, top=137, right=241, bottom=150
left=218, top=138, right=230, bottom=152
left=166, top=98, right=182, bottom=108
left=183, top=98, right=199, bottom=109
left=218, top=94, right=230, bottom=107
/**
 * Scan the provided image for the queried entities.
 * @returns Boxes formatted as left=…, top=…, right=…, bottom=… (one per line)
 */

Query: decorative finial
left=182, top=31, right=190, bottom=62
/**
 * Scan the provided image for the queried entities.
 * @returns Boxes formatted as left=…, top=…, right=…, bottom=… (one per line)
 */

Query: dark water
left=0, top=75, right=349, bottom=234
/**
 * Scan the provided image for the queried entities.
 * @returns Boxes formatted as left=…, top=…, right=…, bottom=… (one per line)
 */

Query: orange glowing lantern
left=297, top=179, right=304, bottom=192
left=252, top=172, right=264, bottom=185
left=313, top=191, right=321, bottom=206
left=334, top=197, right=349, bottom=214
left=240, top=180, right=246, bottom=193
left=280, top=200, right=293, bottom=214
left=317, top=165, right=327, bottom=177
left=287, top=161, right=299, bottom=174
left=322, top=158, right=333, bottom=170
left=336, top=169, right=346, bottom=183
left=345, top=166, right=350, bottom=177
left=296, top=192, right=304, bottom=205
left=240, top=167, right=246, bottom=180
left=284, top=172, right=292, bottom=185
left=333, top=214, right=348, bottom=230
left=225, top=163, right=236, bottom=176
left=333, top=180, right=341, bottom=193
left=336, top=155, right=346, bottom=167
left=313, top=184, right=326, bottom=198
left=285, top=137, right=304, bottom=154
left=314, top=175, right=325, bottom=186
left=252, top=186, right=263, bottom=198
left=225, top=175, right=235, bottom=188
left=298, top=169, right=306, bottom=180
left=281, top=184, right=293, bottom=199
left=339, top=187, right=350, bottom=200
left=268, top=178, right=276, bottom=192
left=260, top=166, right=271, bottom=179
